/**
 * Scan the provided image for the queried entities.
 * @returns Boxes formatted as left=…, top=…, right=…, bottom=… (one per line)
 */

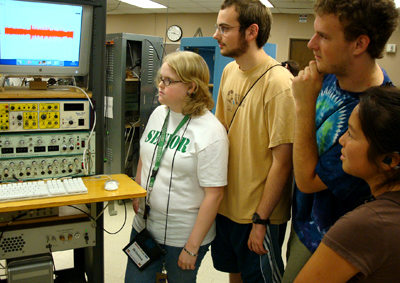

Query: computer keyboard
left=0, top=178, right=88, bottom=202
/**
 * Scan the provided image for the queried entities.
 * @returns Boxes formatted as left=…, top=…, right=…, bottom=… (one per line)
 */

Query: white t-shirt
left=132, top=105, right=229, bottom=247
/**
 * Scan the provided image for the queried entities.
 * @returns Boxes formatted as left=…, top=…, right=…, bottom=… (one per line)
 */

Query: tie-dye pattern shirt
left=292, top=70, right=392, bottom=252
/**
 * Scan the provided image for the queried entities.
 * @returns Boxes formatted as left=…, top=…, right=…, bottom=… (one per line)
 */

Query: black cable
left=125, top=119, right=134, bottom=129
left=107, top=0, right=121, bottom=13
left=143, top=38, right=164, bottom=126
left=145, top=39, right=162, bottom=62
left=67, top=202, right=127, bottom=235
left=162, top=118, right=191, bottom=251
left=143, top=114, right=169, bottom=223
left=163, top=0, right=171, bottom=58
left=12, top=174, right=22, bottom=182
left=0, top=180, right=20, bottom=184
left=54, top=172, right=84, bottom=180
left=229, top=64, right=281, bottom=130
left=0, top=211, right=30, bottom=245
left=48, top=244, right=57, bottom=274
left=0, top=173, right=85, bottom=184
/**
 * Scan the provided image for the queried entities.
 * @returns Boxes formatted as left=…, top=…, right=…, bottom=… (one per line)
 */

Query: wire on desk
left=0, top=174, right=112, bottom=184
left=53, top=172, right=83, bottom=180
left=0, top=175, right=23, bottom=184
left=68, top=201, right=127, bottom=235
left=81, top=174, right=112, bottom=182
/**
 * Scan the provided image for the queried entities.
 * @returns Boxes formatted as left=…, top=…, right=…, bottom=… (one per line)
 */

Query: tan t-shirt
left=215, top=57, right=295, bottom=225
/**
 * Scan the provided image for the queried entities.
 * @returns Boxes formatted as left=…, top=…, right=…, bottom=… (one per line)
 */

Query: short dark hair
left=282, top=60, right=300, bottom=76
left=314, top=0, right=399, bottom=59
left=221, top=0, right=272, bottom=48
left=358, top=85, right=400, bottom=189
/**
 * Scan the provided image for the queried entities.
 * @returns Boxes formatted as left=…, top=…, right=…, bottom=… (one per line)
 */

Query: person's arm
left=294, top=242, right=360, bottom=283
left=177, top=186, right=224, bottom=269
left=132, top=157, right=142, bottom=214
left=292, top=61, right=327, bottom=194
left=248, top=143, right=293, bottom=255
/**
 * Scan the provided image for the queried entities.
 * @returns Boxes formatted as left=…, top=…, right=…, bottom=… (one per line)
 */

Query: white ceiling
left=107, top=0, right=315, bottom=15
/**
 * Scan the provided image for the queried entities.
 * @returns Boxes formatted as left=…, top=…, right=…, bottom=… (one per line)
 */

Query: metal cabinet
left=105, top=33, right=163, bottom=177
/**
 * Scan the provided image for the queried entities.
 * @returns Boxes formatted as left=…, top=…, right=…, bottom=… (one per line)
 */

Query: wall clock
left=167, top=25, right=183, bottom=42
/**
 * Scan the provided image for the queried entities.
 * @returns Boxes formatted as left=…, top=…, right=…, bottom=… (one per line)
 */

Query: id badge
left=156, top=272, right=168, bottom=282
left=123, top=228, right=163, bottom=270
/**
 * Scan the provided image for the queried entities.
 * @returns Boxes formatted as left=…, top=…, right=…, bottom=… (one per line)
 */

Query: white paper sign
left=104, top=96, right=114, bottom=118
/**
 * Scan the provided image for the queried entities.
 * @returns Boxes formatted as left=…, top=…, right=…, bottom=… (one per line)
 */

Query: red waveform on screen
left=5, top=26, right=74, bottom=39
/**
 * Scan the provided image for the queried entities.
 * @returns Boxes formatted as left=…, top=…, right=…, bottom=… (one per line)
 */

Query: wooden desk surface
left=0, top=174, right=146, bottom=213
left=0, top=86, right=92, bottom=99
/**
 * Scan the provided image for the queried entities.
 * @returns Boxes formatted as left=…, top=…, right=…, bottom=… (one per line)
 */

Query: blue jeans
left=125, top=227, right=210, bottom=283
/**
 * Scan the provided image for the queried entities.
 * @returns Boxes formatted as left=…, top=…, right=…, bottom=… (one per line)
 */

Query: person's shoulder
left=332, top=203, right=382, bottom=232
left=222, top=60, right=236, bottom=69
left=151, top=105, right=168, bottom=118
left=380, top=67, right=394, bottom=85
left=154, top=105, right=167, bottom=113
left=322, top=206, right=366, bottom=247
left=220, top=61, right=238, bottom=79
left=194, top=111, right=228, bottom=134
left=223, top=61, right=237, bottom=72
left=261, top=58, right=293, bottom=88
left=375, top=191, right=400, bottom=210
left=197, top=110, right=224, bottom=124
left=260, top=57, right=289, bottom=76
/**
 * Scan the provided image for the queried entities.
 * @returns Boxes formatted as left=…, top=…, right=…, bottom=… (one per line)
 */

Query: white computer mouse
left=104, top=179, right=119, bottom=191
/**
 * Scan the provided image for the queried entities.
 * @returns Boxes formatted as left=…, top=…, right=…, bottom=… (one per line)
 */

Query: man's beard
left=222, top=35, right=249, bottom=58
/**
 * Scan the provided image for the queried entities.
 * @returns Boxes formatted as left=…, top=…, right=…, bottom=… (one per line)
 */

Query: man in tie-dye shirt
left=282, top=0, right=399, bottom=282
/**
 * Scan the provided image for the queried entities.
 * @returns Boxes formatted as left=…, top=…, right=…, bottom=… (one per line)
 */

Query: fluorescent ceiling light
left=120, top=0, right=166, bottom=8
left=260, top=0, right=274, bottom=8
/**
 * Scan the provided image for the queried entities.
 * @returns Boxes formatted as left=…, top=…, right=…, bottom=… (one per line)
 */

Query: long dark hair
left=358, top=85, right=400, bottom=189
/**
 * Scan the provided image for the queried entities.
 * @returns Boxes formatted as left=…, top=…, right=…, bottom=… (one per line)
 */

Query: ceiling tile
left=107, top=0, right=316, bottom=14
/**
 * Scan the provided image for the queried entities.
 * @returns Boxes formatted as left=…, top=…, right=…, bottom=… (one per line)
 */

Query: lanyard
left=146, top=110, right=190, bottom=207
left=228, top=64, right=281, bottom=131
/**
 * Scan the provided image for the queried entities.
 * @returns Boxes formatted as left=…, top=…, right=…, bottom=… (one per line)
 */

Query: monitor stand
left=0, top=75, right=91, bottom=99
left=29, top=77, right=48, bottom=90
left=0, top=75, right=87, bottom=92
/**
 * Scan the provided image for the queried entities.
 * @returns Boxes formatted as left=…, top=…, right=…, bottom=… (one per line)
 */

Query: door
left=289, top=39, right=315, bottom=71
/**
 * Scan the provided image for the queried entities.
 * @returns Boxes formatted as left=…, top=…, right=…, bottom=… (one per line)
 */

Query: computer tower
left=7, top=254, right=53, bottom=283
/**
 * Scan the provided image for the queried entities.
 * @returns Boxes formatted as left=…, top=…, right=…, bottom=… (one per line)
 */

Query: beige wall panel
left=107, top=13, right=400, bottom=86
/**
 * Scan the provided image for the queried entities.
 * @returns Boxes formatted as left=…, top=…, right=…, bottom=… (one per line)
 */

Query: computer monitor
left=0, top=0, right=93, bottom=76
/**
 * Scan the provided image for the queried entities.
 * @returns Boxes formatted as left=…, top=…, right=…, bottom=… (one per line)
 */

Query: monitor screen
left=0, top=0, right=93, bottom=76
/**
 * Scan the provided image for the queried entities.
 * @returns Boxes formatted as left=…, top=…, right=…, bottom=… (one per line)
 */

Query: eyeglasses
left=159, top=77, right=182, bottom=86
left=215, top=24, right=241, bottom=35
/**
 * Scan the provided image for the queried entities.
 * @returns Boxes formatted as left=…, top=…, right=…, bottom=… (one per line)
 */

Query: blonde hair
left=157, top=51, right=214, bottom=117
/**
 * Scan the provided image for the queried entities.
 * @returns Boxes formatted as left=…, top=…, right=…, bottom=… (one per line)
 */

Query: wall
left=107, top=13, right=400, bottom=86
